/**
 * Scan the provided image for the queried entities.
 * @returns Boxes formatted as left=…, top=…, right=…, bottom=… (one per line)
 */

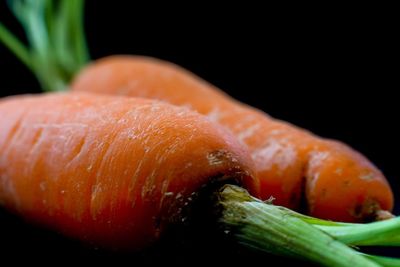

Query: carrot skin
left=71, top=56, right=394, bottom=222
left=0, top=92, right=257, bottom=250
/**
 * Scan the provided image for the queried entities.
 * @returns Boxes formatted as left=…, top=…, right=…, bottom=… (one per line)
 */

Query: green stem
left=362, top=254, right=400, bottom=267
left=0, top=22, right=32, bottom=68
left=316, top=218, right=400, bottom=246
left=218, top=185, right=380, bottom=267
left=0, top=0, right=89, bottom=92
left=260, top=201, right=400, bottom=247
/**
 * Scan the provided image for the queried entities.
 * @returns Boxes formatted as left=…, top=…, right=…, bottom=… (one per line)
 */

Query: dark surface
left=0, top=2, right=399, bottom=266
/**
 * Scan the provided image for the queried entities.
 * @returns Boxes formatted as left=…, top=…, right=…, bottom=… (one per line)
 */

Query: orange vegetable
left=72, top=56, right=394, bottom=222
left=0, top=92, right=257, bottom=250
left=1, top=4, right=400, bottom=266
left=0, top=0, right=394, bottom=222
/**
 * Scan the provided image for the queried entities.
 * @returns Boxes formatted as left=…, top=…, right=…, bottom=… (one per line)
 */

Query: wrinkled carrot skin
left=305, top=140, right=393, bottom=221
left=72, top=56, right=394, bottom=222
left=0, top=93, right=257, bottom=250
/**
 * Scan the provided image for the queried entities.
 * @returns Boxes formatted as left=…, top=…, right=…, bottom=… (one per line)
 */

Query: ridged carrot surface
left=0, top=92, right=257, bottom=250
left=72, top=56, right=394, bottom=222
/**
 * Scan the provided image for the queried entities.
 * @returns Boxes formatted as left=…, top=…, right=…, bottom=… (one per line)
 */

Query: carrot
left=2, top=3, right=400, bottom=266
left=0, top=92, right=258, bottom=249
left=71, top=57, right=394, bottom=223
left=0, top=0, right=394, bottom=223
left=1, top=92, right=391, bottom=267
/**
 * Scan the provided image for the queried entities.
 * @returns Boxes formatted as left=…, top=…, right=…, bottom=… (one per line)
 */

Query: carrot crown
left=0, top=0, right=88, bottom=91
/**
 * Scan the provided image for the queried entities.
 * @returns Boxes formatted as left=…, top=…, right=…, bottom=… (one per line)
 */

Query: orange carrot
left=0, top=92, right=258, bottom=250
left=71, top=56, right=394, bottom=222
left=3, top=93, right=395, bottom=267
left=0, top=0, right=394, bottom=222
left=2, top=4, right=400, bottom=266
left=0, top=0, right=394, bottom=221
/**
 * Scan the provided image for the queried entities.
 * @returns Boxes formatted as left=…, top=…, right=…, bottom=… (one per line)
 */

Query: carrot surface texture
left=1, top=92, right=395, bottom=267
left=72, top=56, right=394, bottom=223
left=1, top=1, right=400, bottom=266
left=0, top=0, right=394, bottom=224
left=0, top=92, right=257, bottom=250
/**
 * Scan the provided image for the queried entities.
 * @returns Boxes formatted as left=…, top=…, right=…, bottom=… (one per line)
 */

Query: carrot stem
left=0, top=22, right=32, bottom=68
left=267, top=205, right=400, bottom=246
left=0, top=0, right=89, bottom=91
left=218, top=185, right=381, bottom=267
left=361, top=254, right=400, bottom=267
left=251, top=200, right=400, bottom=247
left=315, top=218, right=400, bottom=246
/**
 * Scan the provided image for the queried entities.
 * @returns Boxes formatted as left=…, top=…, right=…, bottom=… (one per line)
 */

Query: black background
left=0, top=2, right=399, bottom=266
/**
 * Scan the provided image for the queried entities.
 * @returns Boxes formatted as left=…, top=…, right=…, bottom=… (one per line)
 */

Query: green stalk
left=270, top=205, right=400, bottom=247
left=218, top=185, right=380, bottom=267
left=362, top=254, right=400, bottom=267
left=0, top=22, right=32, bottom=68
left=0, top=0, right=89, bottom=91
left=316, top=218, right=400, bottom=246
left=252, top=202, right=400, bottom=246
